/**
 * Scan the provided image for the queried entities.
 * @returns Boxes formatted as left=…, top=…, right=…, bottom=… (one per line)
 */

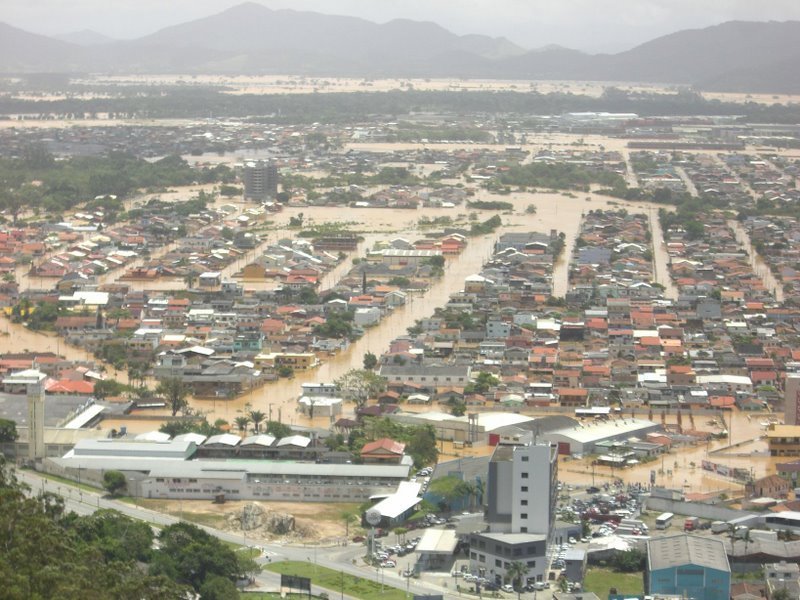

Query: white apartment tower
left=486, top=442, right=558, bottom=537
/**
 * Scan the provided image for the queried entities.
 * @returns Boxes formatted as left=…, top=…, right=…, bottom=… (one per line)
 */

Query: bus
left=655, top=512, right=674, bottom=530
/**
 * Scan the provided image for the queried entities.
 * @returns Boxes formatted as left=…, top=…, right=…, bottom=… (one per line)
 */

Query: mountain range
left=2, top=3, right=800, bottom=93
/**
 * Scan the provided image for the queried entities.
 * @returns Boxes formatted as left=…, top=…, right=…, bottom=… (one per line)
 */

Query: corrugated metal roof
left=648, top=534, right=729, bottom=572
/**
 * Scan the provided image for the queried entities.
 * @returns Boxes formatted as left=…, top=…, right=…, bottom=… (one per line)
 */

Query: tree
left=0, top=457, right=188, bottom=598
left=449, top=400, right=466, bottom=416
left=505, top=560, right=528, bottom=598
left=247, top=409, right=266, bottom=434
left=341, top=509, right=360, bottom=541
left=469, top=371, right=500, bottom=394
left=234, top=416, right=250, bottom=433
left=265, top=420, right=292, bottom=438
left=362, top=351, right=378, bottom=370
left=198, top=575, right=239, bottom=600
left=150, top=521, right=258, bottom=593
left=155, top=377, right=189, bottom=416
left=427, top=476, right=469, bottom=512
left=102, top=470, right=127, bottom=497
left=66, top=509, right=154, bottom=563
left=93, top=379, right=127, bottom=402
left=612, top=549, right=646, bottom=572
left=0, top=418, right=18, bottom=442
left=772, top=588, right=791, bottom=600
left=407, top=425, right=438, bottom=468
left=335, top=369, right=387, bottom=410
left=424, top=254, right=445, bottom=269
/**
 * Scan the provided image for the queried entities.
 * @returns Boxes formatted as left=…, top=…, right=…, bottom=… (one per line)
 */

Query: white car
left=380, top=560, right=396, bottom=568
left=501, top=584, right=514, bottom=593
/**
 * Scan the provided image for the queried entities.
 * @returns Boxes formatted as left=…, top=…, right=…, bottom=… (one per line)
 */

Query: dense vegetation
left=491, top=162, right=626, bottom=192
left=0, top=459, right=259, bottom=598
left=4, top=87, right=800, bottom=123
left=0, top=148, right=233, bottom=219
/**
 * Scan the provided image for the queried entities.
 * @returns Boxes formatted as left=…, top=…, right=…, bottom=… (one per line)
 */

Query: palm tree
left=505, top=561, right=528, bottom=599
left=473, top=479, right=486, bottom=512
left=234, top=416, right=250, bottom=434
left=183, top=272, right=197, bottom=289
left=341, top=509, right=359, bottom=543
left=248, top=409, right=266, bottom=434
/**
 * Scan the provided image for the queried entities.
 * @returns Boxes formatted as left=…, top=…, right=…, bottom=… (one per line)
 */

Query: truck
left=618, top=519, right=648, bottom=535
left=684, top=517, right=700, bottom=532
left=711, top=521, right=729, bottom=534
left=749, top=529, right=778, bottom=542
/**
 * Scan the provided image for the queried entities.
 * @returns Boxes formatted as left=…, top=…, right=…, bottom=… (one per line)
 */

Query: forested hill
left=0, top=459, right=258, bottom=598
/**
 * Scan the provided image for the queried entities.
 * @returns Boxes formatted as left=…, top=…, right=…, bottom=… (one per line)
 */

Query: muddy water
left=560, top=408, right=780, bottom=493
left=728, top=219, right=785, bottom=302
left=190, top=189, right=675, bottom=423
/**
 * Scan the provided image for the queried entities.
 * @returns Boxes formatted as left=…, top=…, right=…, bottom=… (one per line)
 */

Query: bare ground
left=136, top=498, right=363, bottom=544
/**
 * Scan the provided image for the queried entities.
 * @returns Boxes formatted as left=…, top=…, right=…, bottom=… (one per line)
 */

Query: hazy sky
left=7, top=0, right=800, bottom=52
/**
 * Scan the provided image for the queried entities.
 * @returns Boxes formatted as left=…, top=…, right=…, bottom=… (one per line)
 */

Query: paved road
left=17, top=469, right=461, bottom=599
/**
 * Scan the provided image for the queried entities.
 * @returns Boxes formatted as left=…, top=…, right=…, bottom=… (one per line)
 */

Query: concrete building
left=27, top=372, right=47, bottom=462
left=767, top=424, right=800, bottom=457
left=53, top=446, right=411, bottom=502
left=243, top=160, right=278, bottom=199
left=467, top=442, right=557, bottom=586
left=764, top=561, right=800, bottom=599
left=297, top=395, right=342, bottom=418
left=646, top=535, right=731, bottom=600
left=417, top=528, right=459, bottom=572
left=785, top=375, right=800, bottom=426
left=487, top=442, right=558, bottom=538
left=563, top=548, right=587, bottom=584
left=468, top=532, right=547, bottom=586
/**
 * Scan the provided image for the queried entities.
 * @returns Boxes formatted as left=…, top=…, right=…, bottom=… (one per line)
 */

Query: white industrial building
left=53, top=438, right=411, bottom=502
left=543, top=418, right=661, bottom=455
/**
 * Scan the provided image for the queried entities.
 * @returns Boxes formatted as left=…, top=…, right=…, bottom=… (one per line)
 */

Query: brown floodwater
left=728, top=219, right=784, bottom=302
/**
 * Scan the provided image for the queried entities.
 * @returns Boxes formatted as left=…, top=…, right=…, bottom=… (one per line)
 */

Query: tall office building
left=487, top=442, right=558, bottom=537
left=243, top=160, right=279, bottom=200
left=786, top=375, right=800, bottom=426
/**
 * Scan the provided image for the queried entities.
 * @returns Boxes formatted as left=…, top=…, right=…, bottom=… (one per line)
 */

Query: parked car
left=501, top=584, right=514, bottom=593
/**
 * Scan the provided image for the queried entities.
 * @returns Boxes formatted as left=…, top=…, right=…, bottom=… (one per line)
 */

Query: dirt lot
left=136, top=498, right=363, bottom=543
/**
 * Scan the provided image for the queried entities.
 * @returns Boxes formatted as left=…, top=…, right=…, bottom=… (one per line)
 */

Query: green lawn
left=266, top=561, right=409, bottom=600
left=583, top=569, right=644, bottom=596
left=22, top=469, right=101, bottom=494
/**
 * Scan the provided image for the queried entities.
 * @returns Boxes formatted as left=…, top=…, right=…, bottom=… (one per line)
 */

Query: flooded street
left=0, top=133, right=755, bottom=479
left=560, top=407, right=777, bottom=495
left=728, top=219, right=784, bottom=302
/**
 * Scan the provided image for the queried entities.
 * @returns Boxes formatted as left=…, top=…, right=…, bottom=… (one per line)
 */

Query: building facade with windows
left=469, top=442, right=557, bottom=586
left=243, top=160, right=279, bottom=199
left=487, top=442, right=558, bottom=538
